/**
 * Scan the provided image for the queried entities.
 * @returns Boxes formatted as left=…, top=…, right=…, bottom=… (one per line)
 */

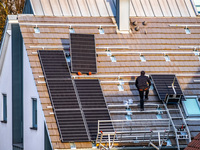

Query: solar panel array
left=38, top=50, right=89, bottom=142
left=75, top=79, right=112, bottom=140
left=70, top=33, right=97, bottom=73
left=150, top=75, right=183, bottom=101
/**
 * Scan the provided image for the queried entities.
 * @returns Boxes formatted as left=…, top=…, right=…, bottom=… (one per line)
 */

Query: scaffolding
left=96, top=119, right=171, bottom=150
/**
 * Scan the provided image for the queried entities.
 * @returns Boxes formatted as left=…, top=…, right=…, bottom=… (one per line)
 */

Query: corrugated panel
left=77, top=0, right=91, bottom=16
left=59, top=0, right=72, bottom=16
left=104, top=0, right=116, bottom=16
left=130, top=0, right=136, bottom=17
left=96, top=0, right=109, bottom=16
left=151, top=75, right=183, bottom=101
left=30, top=0, right=44, bottom=15
left=50, top=0, right=63, bottom=16
left=132, top=0, right=145, bottom=16
left=176, top=0, right=190, bottom=17
left=70, top=33, right=97, bottom=73
left=38, top=50, right=89, bottom=142
left=40, top=0, right=53, bottom=16
left=184, top=0, right=196, bottom=17
left=68, top=0, right=81, bottom=16
left=167, top=0, right=181, bottom=17
left=158, top=0, right=172, bottom=17
left=149, top=0, right=163, bottom=17
left=75, top=79, right=112, bottom=141
left=86, top=0, right=100, bottom=16
left=140, top=0, right=154, bottom=16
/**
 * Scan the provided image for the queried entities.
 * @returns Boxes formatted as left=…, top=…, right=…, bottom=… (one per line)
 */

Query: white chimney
left=116, top=0, right=130, bottom=33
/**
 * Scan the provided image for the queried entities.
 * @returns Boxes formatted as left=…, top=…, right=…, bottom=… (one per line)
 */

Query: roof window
left=164, top=55, right=170, bottom=61
left=140, top=55, right=146, bottom=62
left=70, top=143, right=76, bottom=149
left=182, top=96, right=200, bottom=117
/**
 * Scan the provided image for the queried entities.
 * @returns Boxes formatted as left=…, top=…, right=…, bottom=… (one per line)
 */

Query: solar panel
left=150, top=75, right=183, bottom=101
left=70, top=33, right=97, bottom=73
left=38, top=50, right=89, bottom=142
left=75, top=79, right=112, bottom=141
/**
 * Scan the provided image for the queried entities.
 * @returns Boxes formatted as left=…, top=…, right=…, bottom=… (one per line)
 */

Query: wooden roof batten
left=18, top=15, right=200, bottom=149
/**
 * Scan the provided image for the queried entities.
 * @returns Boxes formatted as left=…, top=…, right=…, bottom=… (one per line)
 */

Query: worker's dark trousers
left=139, top=89, right=149, bottom=109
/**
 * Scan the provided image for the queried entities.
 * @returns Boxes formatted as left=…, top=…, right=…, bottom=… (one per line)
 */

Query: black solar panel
left=38, top=50, right=89, bottom=142
left=150, top=75, right=183, bottom=101
left=70, top=33, right=97, bottom=73
left=75, top=79, right=112, bottom=141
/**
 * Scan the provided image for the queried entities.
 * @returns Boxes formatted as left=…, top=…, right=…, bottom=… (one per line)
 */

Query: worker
left=135, top=71, right=151, bottom=111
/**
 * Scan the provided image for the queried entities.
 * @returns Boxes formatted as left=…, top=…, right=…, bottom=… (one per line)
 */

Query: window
left=31, top=98, right=37, bottom=129
left=182, top=96, right=200, bottom=117
left=2, top=94, right=7, bottom=123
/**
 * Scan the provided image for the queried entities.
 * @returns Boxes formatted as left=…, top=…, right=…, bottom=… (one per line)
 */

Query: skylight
left=164, top=55, right=170, bottom=61
left=182, top=96, right=200, bottom=117
left=140, top=55, right=146, bottom=62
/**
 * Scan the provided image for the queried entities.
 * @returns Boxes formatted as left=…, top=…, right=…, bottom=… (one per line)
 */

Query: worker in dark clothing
left=135, top=71, right=151, bottom=111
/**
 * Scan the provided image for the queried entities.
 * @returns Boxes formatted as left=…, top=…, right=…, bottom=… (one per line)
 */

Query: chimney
left=116, top=0, right=130, bottom=33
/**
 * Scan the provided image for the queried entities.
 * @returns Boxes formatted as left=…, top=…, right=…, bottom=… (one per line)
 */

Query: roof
left=18, top=15, right=200, bottom=149
left=29, top=0, right=197, bottom=17
left=185, top=133, right=200, bottom=150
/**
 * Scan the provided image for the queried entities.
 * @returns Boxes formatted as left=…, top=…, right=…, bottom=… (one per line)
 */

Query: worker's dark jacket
left=135, top=75, right=151, bottom=90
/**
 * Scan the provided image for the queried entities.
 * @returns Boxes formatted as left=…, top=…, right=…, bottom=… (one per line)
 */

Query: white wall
left=0, top=34, right=12, bottom=150
left=23, top=46, right=45, bottom=150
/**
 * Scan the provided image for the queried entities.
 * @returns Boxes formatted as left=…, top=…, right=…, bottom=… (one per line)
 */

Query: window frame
left=31, top=98, right=37, bottom=130
left=182, top=96, right=200, bottom=117
left=1, top=94, right=7, bottom=123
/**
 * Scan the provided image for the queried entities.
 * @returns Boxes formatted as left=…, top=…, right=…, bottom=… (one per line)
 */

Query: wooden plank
left=104, top=0, right=116, bottom=16
left=50, top=0, right=63, bottom=16
left=30, top=0, right=44, bottom=15
left=96, top=0, right=109, bottom=16
left=149, top=0, right=163, bottom=17
left=86, top=0, right=100, bottom=16
left=59, top=0, right=72, bottom=16
left=140, top=0, right=154, bottom=16
left=176, top=0, right=190, bottom=17
left=158, top=0, right=172, bottom=17
left=167, top=0, right=181, bottom=17
left=68, top=0, right=81, bottom=16
left=40, top=0, right=53, bottom=16
left=77, top=0, right=90, bottom=16
left=132, top=0, right=145, bottom=16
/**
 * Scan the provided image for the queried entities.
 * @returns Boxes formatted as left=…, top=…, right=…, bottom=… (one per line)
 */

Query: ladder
left=163, top=102, right=191, bottom=150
